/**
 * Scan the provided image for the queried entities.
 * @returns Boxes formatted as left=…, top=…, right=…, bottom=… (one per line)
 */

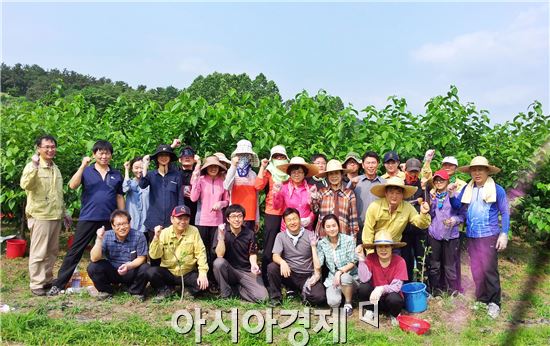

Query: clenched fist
left=31, top=154, right=40, bottom=168
left=96, top=226, right=106, bottom=240
left=154, top=225, right=163, bottom=239
left=81, top=156, right=92, bottom=167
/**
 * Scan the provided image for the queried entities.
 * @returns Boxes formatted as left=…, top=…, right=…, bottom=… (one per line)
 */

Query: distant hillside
left=0, top=63, right=287, bottom=111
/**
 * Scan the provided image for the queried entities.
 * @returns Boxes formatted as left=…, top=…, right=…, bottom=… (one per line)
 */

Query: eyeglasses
left=228, top=214, right=244, bottom=220
left=40, top=146, right=57, bottom=150
left=113, top=222, right=129, bottom=227
left=433, top=179, right=446, bottom=184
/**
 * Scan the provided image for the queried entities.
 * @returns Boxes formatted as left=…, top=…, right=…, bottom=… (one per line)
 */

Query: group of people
left=20, top=135, right=510, bottom=323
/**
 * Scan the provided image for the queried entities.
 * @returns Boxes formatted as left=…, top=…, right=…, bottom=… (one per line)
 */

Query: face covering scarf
left=266, top=159, right=289, bottom=183
left=436, top=191, right=448, bottom=209
left=405, top=171, right=419, bottom=185
left=237, top=155, right=251, bottom=177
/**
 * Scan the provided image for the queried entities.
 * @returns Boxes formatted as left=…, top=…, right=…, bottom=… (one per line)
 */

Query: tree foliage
left=1, top=75, right=548, bottom=240
left=184, top=72, right=281, bottom=105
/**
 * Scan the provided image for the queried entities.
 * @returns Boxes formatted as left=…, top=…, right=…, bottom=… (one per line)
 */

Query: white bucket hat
left=269, top=145, right=289, bottom=160
left=231, top=139, right=259, bottom=167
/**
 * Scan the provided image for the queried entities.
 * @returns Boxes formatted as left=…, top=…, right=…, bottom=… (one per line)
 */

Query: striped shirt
left=314, top=186, right=359, bottom=237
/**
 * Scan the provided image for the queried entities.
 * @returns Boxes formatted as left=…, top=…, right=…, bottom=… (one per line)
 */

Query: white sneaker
left=487, top=303, right=500, bottom=319
left=363, top=310, right=375, bottom=322
left=391, top=316, right=399, bottom=327
left=344, top=303, right=353, bottom=317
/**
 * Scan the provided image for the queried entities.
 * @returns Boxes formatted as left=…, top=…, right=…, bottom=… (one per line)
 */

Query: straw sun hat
left=276, top=157, right=319, bottom=178
left=370, top=176, right=418, bottom=199
left=362, top=231, right=406, bottom=249
left=317, top=159, right=350, bottom=178
left=457, top=156, right=501, bottom=175
left=200, top=156, right=227, bottom=175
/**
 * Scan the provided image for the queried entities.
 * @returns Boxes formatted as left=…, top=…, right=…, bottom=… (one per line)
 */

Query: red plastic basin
left=397, top=315, right=431, bottom=335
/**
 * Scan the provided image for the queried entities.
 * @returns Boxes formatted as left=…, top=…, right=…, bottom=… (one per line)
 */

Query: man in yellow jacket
left=362, top=177, right=431, bottom=250
left=146, top=205, right=209, bottom=301
left=20, top=135, right=71, bottom=296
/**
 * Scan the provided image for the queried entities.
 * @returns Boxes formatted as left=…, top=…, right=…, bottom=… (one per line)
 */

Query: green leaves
left=1, top=86, right=549, bottom=243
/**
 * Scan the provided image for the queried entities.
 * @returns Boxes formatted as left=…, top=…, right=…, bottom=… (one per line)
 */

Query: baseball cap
left=171, top=205, right=191, bottom=217
left=405, top=158, right=422, bottom=172
left=383, top=151, right=400, bottom=163
left=433, top=169, right=450, bottom=181
left=179, top=146, right=195, bottom=158
left=442, top=156, right=458, bottom=166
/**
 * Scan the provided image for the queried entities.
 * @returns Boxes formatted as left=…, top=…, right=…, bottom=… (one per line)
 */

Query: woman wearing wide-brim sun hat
left=355, top=230, right=408, bottom=324
left=224, top=140, right=261, bottom=232
left=255, top=145, right=291, bottom=287
left=272, top=157, right=319, bottom=231
left=312, top=160, right=359, bottom=238
left=450, top=156, right=509, bottom=319
left=361, top=176, right=431, bottom=249
left=190, top=155, right=230, bottom=287
left=213, top=152, right=232, bottom=169
left=140, top=144, right=184, bottom=261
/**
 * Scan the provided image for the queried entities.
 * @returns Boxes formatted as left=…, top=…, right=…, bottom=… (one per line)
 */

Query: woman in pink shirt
left=190, top=155, right=230, bottom=289
left=273, top=157, right=319, bottom=231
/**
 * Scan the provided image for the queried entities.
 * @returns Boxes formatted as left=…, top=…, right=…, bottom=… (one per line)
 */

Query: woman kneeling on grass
left=356, top=231, right=408, bottom=326
left=311, top=214, right=358, bottom=316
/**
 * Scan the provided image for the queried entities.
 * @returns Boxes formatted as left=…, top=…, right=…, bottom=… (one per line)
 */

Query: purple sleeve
left=358, top=259, right=372, bottom=283
left=383, top=279, right=403, bottom=294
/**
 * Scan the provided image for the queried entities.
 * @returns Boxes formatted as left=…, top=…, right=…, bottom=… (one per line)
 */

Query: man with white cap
left=224, top=139, right=260, bottom=232
left=255, top=145, right=290, bottom=287
left=440, top=156, right=467, bottom=192
left=361, top=177, right=431, bottom=248
left=450, top=156, right=510, bottom=319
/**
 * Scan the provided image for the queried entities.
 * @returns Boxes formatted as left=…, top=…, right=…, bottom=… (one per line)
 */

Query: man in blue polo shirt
left=87, top=210, right=149, bottom=300
left=48, top=140, right=124, bottom=296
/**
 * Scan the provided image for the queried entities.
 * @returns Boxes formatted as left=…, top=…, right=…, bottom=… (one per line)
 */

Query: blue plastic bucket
left=401, top=282, right=428, bottom=313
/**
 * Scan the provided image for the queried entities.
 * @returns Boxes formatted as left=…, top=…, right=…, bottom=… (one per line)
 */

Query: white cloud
left=411, top=5, right=548, bottom=69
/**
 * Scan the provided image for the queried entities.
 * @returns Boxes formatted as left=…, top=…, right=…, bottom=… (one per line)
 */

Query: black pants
left=467, top=235, right=501, bottom=306
left=401, top=226, right=426, bottom=282
left=197, top=225, right=217, bottom=285
left=357, top=282, right=404, bottom=317
left=146, top=266, right=201, bottom=295
left=53, top=220, right=111, bottom=289
left=427, top=235, right=460, bottom=293
left=145, top=230, right=161, bottom=267
left=266, top=262, right=326, bottom=305
left=261, top=214, right=282, bottom=287
left=87, top=260, right=150, bottom=295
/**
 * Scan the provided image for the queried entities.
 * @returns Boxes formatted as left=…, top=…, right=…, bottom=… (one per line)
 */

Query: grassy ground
left=1, top=225, right=549, bottom=345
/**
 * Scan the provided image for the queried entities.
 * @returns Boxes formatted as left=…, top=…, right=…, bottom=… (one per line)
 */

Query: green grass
left=1, top=235, right=549, bottom=345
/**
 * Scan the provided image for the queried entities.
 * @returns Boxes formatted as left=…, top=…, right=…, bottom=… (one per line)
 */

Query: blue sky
left=3, top=1, right=548, bottom=123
